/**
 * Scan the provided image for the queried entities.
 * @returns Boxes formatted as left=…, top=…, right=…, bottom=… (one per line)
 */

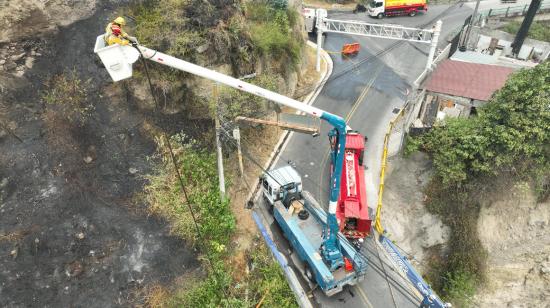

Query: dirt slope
left=475, top=185, right=550, bottom=308
left=381, top=152, right=450, bottom=271
left=0, top=0, right=98, bottom=43
left=382, top=153, right=550, bottom=306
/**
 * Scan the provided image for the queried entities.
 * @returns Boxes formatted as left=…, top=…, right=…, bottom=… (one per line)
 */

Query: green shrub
left=248, top=243, right=298, bottom=308
left=145, top=135, right=297, bottom=307
left=41, top=69, right=93, bottom=125
left=403, top=134, right=423, bottom=156
left=442, top=270, right=478, bottom=308
left=145, top=136, right=235, bottom=249
left=246, top=2, right=303, bottom=67
left=179, top=242, right=297, bottom=308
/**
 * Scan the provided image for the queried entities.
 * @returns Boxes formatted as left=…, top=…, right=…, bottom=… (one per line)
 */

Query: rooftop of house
left=451, top=50, right=539, bottom=69
left=423, top=59, right=515, bottom=101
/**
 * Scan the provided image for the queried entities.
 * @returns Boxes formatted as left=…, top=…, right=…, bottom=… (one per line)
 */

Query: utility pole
left=213, top=83, right=226, bottom=199
left=512, top=0, right=542, bottom=56
left=233, top=127, right=244, bottom=177
left=461, top=0, right=481, bottom=51
left=316, top=27, right=323, bottom=72
left=315, top=9, right=325, bottom=72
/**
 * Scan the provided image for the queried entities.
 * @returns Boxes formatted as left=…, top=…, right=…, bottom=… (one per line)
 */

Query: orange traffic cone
left=344, top=257, right=354, bottom=272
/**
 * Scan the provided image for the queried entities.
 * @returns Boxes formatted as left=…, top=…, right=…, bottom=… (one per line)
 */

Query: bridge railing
left=323, top=19, right=435, bottom=43
left=480, top=0, right=550, bottom=18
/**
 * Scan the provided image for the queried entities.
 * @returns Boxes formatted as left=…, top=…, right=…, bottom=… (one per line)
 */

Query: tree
left=416, top=60, right=550, bottom=186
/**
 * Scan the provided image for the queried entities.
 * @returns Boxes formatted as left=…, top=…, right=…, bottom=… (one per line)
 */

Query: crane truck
left=260, top=165, right=367, bottom=295
left=367, top=0, right=428, bottom=18
left=93, top=35, right=367, bottom=296
left=94, top=31, right=448, bottom=305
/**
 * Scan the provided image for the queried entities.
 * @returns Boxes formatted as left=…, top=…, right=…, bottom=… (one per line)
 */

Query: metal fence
left=480, top=0, right=550, bottom=18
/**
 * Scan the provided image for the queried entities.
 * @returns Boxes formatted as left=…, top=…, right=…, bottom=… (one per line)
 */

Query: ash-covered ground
left=0, top=1, right=206, bottom=306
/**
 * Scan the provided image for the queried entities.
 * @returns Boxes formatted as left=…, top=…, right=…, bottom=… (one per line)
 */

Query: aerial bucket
left=93, top=35, right=140, bottom=82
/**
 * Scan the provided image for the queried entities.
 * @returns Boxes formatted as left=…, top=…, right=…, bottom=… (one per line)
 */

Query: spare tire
left=298, top=210, right=310, bottom=220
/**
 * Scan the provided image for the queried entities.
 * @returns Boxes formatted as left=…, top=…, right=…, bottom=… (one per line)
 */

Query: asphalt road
left=261, top=4, right=474, bottom=307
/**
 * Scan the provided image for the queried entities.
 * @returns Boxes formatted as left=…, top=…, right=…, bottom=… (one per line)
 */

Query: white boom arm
left=94, top=35, right=348, bottom=270
left=94, top=36, right=324, bottom=118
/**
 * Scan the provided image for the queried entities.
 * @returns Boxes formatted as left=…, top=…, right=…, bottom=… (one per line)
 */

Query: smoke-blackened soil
left=0, top=1, right=204, bottom=306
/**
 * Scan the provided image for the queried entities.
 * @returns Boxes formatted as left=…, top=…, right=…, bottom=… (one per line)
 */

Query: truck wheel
left=264, top=196, right=274, bottom=214
left=304, top=264, right=315, bottom=282
left=409, top=10, right=417, bottom=17
left=377, top=13, right=384, bottom=19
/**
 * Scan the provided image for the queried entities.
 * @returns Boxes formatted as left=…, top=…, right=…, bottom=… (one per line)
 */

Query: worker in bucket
left=104, top=16, right=136, bottom=46
left=106, top=26, right=129, bottom=46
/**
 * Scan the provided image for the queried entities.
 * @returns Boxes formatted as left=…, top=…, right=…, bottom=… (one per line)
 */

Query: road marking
left=355, top=285, right=375, bottom=308
left=318, top=63, right=385, bottom=205
left=346, top=63, right=385, bottom=122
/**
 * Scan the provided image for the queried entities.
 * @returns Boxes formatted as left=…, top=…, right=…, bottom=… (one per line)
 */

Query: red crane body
left=331, top=131, right=372, bottom=238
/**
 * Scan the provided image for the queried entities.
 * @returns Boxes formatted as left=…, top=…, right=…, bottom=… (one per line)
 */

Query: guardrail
left=373, top=108, right=405, bottom=234
left=252, top=212, right=313, bottom=308
left=480, top=0, right=550, bottom=18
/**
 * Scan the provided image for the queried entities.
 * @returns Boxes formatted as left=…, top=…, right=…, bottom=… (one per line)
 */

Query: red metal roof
left=345, top=133, right=365, bottom=150
left=424, top=60, right=514, bottom=101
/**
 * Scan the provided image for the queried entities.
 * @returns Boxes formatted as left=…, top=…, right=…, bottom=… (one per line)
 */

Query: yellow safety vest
left=106, top=35, right=130, bottom=46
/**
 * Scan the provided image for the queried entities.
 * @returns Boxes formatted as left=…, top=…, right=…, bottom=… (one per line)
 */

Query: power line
left=292, top=2, right=461, bottom=101
left=218, top=120, right=333, bottom=199
left=134, top=46, right=232, bottom=303
left=218, top=121, right=430, bottom=304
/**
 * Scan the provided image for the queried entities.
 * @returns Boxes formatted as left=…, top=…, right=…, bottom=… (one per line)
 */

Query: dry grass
left=297, top=45, right=323, bottom=93
left=142, top=284, right=171, bottom=308
left=225, top=123, right=281, bottom=251
left=128, top=271, right=203, bottom=308
left=0, top=226, right=39, bottom=243
left=0, top=231, right=26, bottom=243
